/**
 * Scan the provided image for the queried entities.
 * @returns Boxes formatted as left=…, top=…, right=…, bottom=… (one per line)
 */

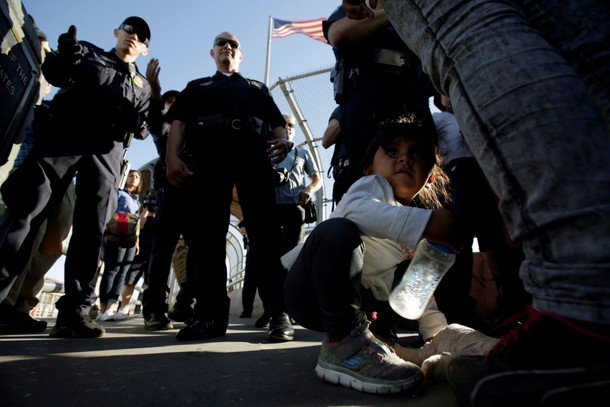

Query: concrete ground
left=0, top=309, right=460, bottom=407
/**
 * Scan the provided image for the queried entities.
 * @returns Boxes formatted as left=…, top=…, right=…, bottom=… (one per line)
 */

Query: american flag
left=272, top=17, right=328, bottom=44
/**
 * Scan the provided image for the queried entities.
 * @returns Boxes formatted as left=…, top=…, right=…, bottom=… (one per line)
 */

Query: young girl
left=283, top=114, right=462, bottom=394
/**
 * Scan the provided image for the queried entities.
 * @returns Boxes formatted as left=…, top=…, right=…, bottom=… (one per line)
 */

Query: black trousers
left=0, top=140, right=123, bottom=309
left=142, top=183, right=196, bottom=315
left=284, top=218, right=368, bottom=338
left=188, top=131, right=287, bottom=321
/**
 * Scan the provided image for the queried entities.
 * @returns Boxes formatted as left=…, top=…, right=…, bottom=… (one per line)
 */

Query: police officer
left=0, top=16, right=153, bottom=338
left=141, top=89, right=198, bottom=330
left=166, top=31, right=294, bottom=343
left=323, top=4, right=435, bottom=202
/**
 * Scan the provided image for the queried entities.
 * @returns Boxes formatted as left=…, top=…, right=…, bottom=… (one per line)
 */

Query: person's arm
left=334, top=175, right=461, bottom=251
left=328, top=4, right=388, bottom=48
left=322, top=117, right=341, bottom=149
left=266, top=126, right=292, bottom=164
left=298, top=171, right=323, bottom=206
left=341, top=0, right=379, bottom=20
left=166, top=119, right=193, bottom=187
left=42, top=25, right=84, bottom=88
left=145, top=59, right=165, bottom=141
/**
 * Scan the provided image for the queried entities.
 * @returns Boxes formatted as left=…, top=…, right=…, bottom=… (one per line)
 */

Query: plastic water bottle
left=389, top=239, right=456, bottom=320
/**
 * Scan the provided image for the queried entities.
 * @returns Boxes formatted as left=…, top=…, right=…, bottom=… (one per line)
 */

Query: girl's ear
left=364, top=165, right=374, bottom=176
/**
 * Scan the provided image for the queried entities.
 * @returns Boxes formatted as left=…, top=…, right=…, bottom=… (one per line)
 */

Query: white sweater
left=282, top=174, right=448, bottom=339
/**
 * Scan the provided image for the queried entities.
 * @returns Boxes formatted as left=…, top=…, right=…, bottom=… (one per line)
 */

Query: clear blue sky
left=23, top=0, right=340, bottom=282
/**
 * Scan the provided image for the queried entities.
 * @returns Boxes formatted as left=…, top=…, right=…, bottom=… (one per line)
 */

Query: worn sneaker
left=267, top=312, right=294, bottom=342
left=50, top=312, right=104, bottom=338
left=447, top=307, right=610, bottom=406
left=97, top=309, right=116, bottom=322
left=144, top=313, right=173, bottom=330
left=316, top=322, right=424, bottom=394
left=113, top=307, right=130, bottom=321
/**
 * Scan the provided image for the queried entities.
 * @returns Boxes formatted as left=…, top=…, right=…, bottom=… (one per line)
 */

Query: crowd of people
left=1, top=1, right=609, bottom=406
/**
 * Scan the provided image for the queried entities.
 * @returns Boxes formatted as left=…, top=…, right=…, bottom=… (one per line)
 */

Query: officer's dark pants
left=0, top=140, right=122, bottom=310
left=276, top=203, right=305, bottom=255
left=143, top=183, right=196, bottom=316
left=189, top=131, right=286, bottom=323
left=285, top=218, right=368, bottom=339
left=240, top=249, right=256, bottom=314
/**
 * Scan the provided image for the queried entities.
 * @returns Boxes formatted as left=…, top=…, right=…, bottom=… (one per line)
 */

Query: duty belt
left=196, top=114, right=255, bottom=131
left=372, top=48, right=412, bottom=69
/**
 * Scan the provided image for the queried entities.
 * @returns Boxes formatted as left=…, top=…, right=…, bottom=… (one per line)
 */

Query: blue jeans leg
left=384, top=0, right=610, bottom=324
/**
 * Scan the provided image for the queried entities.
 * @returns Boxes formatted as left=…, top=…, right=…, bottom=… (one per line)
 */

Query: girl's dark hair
left=362, top=114, right=450, bottom=209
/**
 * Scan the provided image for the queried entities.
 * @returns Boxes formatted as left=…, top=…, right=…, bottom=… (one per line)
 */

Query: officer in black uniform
left=141, top=89, right=198, bottom=330
left=323, top=4, right=435, bottom=202
left=166, top=31, right=295, bottom=343
left=0, top=16, right=153, bottom=338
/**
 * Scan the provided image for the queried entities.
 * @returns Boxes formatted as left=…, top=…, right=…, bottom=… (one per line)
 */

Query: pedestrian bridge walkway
left=0, top=312, right=458, bottom=407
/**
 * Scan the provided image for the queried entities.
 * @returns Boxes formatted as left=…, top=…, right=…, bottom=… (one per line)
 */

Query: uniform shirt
left=41, top=41, right=151, bottom=150
left=323, top=6, right=422, bottom=76
left=274, top=147, right=320, bottom=205
left=167, top=71, right=285, bottom=140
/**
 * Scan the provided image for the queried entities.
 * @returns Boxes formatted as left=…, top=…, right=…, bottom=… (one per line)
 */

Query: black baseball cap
left=119, top=16, right=151, bottom=46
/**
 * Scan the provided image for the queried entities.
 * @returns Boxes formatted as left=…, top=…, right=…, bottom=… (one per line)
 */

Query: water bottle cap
left=428, top=241, right=454, bottom=254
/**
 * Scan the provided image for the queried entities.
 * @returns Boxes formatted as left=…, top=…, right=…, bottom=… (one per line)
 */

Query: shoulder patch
left=249, top=80, right=264, bottom=89
left=187, top=77, right=214, bottom=88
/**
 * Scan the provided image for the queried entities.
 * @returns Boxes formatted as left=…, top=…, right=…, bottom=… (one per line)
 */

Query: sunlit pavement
left=0, top=313, right=458, bottom=407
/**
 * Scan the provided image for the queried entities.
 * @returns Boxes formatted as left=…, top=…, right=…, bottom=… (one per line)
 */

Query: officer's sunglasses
left=214, top=38, right=240, bottom=49
left=119, top=23, right=149, bottom=46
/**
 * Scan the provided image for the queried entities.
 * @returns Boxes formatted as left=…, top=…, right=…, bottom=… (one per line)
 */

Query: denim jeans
left=99, top=242, right=136, bottom=305
left=384, top=0, right=610, bottom=324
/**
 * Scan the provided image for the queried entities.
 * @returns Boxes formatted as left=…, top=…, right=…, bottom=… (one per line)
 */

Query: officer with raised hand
left=0, top=16, right=153, bottom=338
left=166, top=31, right=295, bottom=343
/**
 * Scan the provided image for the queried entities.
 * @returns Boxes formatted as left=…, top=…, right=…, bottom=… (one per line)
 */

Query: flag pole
left=264, top=16, right=273, bottom=86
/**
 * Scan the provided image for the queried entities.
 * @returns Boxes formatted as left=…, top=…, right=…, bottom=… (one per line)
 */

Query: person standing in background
left=274, top=113, right=322, bottom=254
left=141, top=87, right=198, bottom=331
left=97, top=170, right=145, bottom=322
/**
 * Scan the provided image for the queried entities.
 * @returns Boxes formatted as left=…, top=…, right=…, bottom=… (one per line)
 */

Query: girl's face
left=126, top=172, right=140, bottom=188
left=364, top=137, right=434, bottom=205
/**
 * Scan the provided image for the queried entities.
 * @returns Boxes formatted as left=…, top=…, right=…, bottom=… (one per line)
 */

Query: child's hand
left=423, top=209, right=465, bottom=253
